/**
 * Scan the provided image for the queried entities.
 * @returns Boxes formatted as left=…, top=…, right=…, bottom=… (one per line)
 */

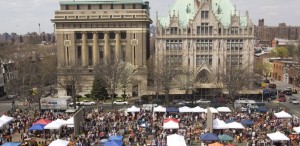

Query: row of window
left=56, top=22, right=143, bottom=29
left=74, top=32, right=127, bottom=40
left=226, top=55, right=243, bottom=66
left=197, top=23, right=213, bottom=35
left=74, top=45, right=126, bottom=66
left=196, top=55, right=212, bottom=66
left=166, top=55, right=182, bottom=65
left=166, top=40, right=182, bottom=51
left=65, top=4, right=139, bottom=10
left=196, top=40, right=213, bottom=52
left=227, top=40, right=243, bottom=51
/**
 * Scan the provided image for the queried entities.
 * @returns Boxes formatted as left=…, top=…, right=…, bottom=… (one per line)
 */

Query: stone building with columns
left=52, top=0, right=152, bottom=97
left=155, top=0, right=255, bottom=99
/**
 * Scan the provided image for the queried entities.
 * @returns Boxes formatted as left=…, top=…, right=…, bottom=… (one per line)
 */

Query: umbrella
left=218, top=134, right=233, bottom=141
left=34, top=119, right=51, bottom=125
left=256, top=106, right=268, bottom=112
left=2, top=142, right=21, bottom=146
left=200, top=133, right=219, bottom=141
left=104, top=140, right=123, bottom=146
left=241, top=119, right=253, bottom=126
left=100, top=139, right=109, bottom=143
left=29, top=124, right=45, bottom=131
left=166, top=107, right=179, bottom=113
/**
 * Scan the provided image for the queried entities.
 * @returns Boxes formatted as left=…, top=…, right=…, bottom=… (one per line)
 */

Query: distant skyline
left=0, top=0, right=299, bottom=34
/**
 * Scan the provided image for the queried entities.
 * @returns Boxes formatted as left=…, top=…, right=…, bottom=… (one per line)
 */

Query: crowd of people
left=0, top=104, right=300, bottom=146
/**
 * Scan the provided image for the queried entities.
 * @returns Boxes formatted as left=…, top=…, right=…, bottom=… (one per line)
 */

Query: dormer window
left=201, top=11, right=209, bottom=19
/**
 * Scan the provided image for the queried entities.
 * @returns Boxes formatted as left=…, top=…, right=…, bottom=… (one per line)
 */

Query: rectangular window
left=122, top=4, right=125, bottom=9
left=77, top=5, right=80, bottom=10
left=88, top=4, right=91, bottom=10
left=170, top=27, right=177, bottom=35
left=109, top=32, right=115, bottom=39
left=201, top=11, right=209, bottom=19
left=133, top=4, right=136, bottom=9
left=87, top=33, right=93, bottom=39
left=121, top=46, right=126, bottom=61
left=99, top=4, right=102, bottom=9
left=88, top=46, right=93, bottom=66
left=66, top=5, right=69, bottom=10
left=121, top=32, right=127, bottom=39
left=99, top=46, right=104, bottom=59
left=76, top=33, right=82, bottom=39
left=77, top=46, right=82, bottom=65
left=111, top=4, right=114, bottom=9
left=98, top=33, right=104, bottom=39
left=231, top=27, right=238, bottom=34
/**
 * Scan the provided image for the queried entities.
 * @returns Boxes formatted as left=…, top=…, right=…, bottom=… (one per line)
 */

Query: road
left=268, top=80, right=300, bottom=117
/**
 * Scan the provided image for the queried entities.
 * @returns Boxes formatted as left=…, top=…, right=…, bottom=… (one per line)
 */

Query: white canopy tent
left=274, top=111, right=292, bottom=119
left=163, top=120, right=179, bottom=129
left=267, top=131, right=290, bottom=141
left=153, top=106, right=166, bottom=112
left=217, top=107, right=232, bottom=112
left=205, top=107, right=219, bottom=114
left=54, top=119, right=67, bottom=125
left=226, top=122, right=245, bottom=129
left=44, top=121, right=64, bottom=130
left=127, top=106, right=141, bottom=112
left=192, top=106, right=205, bottom=113
left=0, top=115, right=14, bottom=128
left=213, top=118, right=228, bottom=129
left=167, top=134, right=187, bottom=146
left=65, top=117, right=74, bottom=125
left=293, top=126, right=300, bottom=134
left=49, top=139, right=69, bottom=146
left=179, top=106, right=193, bottom=113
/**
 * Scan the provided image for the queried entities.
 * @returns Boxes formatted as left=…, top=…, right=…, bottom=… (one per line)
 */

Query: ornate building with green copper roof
left=155, top=0, right=255, bottom=98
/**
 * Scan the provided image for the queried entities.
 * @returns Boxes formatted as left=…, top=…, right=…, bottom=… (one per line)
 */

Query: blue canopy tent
left=29, top=124, right=45, bottom=131
left=2, top=142, right=21, bottom=146
left=166, top=107, right=179, bottom=113
left=104, top=140, right=123, bottom=146
left=109, top=136, right=123, bottom=141
left=200, top=133, right=219, bottom=141
left=256, top=106, right=268, bottom=112
left=241, top=119, right=254, bottom=126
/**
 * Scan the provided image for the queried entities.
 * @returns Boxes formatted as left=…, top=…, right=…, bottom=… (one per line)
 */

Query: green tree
left=254, top=62, right=272, bottom=80
left=270, top=47, right=289, bottom=58
left=91, top=77, right=108, bottom=101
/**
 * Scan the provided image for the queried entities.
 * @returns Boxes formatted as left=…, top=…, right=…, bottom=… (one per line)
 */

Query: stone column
left=93, top=32, right=99, bottom=66
left=82, top=32, right=88, bottom=66
left=115, top=31, right=121, bottom=61
left=104, top=32, right=110, bottom=64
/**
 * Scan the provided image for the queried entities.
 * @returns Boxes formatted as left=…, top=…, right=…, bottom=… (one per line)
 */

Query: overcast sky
left=0, top=0, right=299, bottom=34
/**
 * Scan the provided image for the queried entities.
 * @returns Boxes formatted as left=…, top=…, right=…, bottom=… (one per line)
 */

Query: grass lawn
left=78, top=97, right=124, bottom=102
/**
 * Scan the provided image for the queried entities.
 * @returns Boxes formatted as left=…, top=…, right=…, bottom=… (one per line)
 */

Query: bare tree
left=94, top=60, right=135, bottom=105
left=57, top=66, right=85, bottom=109
left=153, top=56, right=182, bottom=105
left=217, top=64, right=253, bottom=103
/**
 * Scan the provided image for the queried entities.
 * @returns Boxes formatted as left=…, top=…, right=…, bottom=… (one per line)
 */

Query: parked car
left=269, top=83, right=276, bottom=89
left=80, top=100, right=96, bottom=106
left=195, top=99, right=211, bottom=104
left=68, top=102, right=80, bottom=107
left=278, top=97, right=286, bottom=102
left=113, top=100, right=128, bottom=105
left=7, top=94, right=18, bottom=99
left=289, top=97, right=299, bottom=104
left=283, top=87, right=292, bottom=95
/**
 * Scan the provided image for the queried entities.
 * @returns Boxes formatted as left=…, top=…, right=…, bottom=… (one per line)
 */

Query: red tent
left=34, top=119, right=52, bottom=125
left=163, top=118, right=178, bottom=123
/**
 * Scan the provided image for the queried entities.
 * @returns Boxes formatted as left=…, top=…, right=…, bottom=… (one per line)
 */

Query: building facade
left=155, top=0, right=254, bottom=98
left=52, top=0, right=152, bottom=96
left=255, top=19, right=300, bottom=46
